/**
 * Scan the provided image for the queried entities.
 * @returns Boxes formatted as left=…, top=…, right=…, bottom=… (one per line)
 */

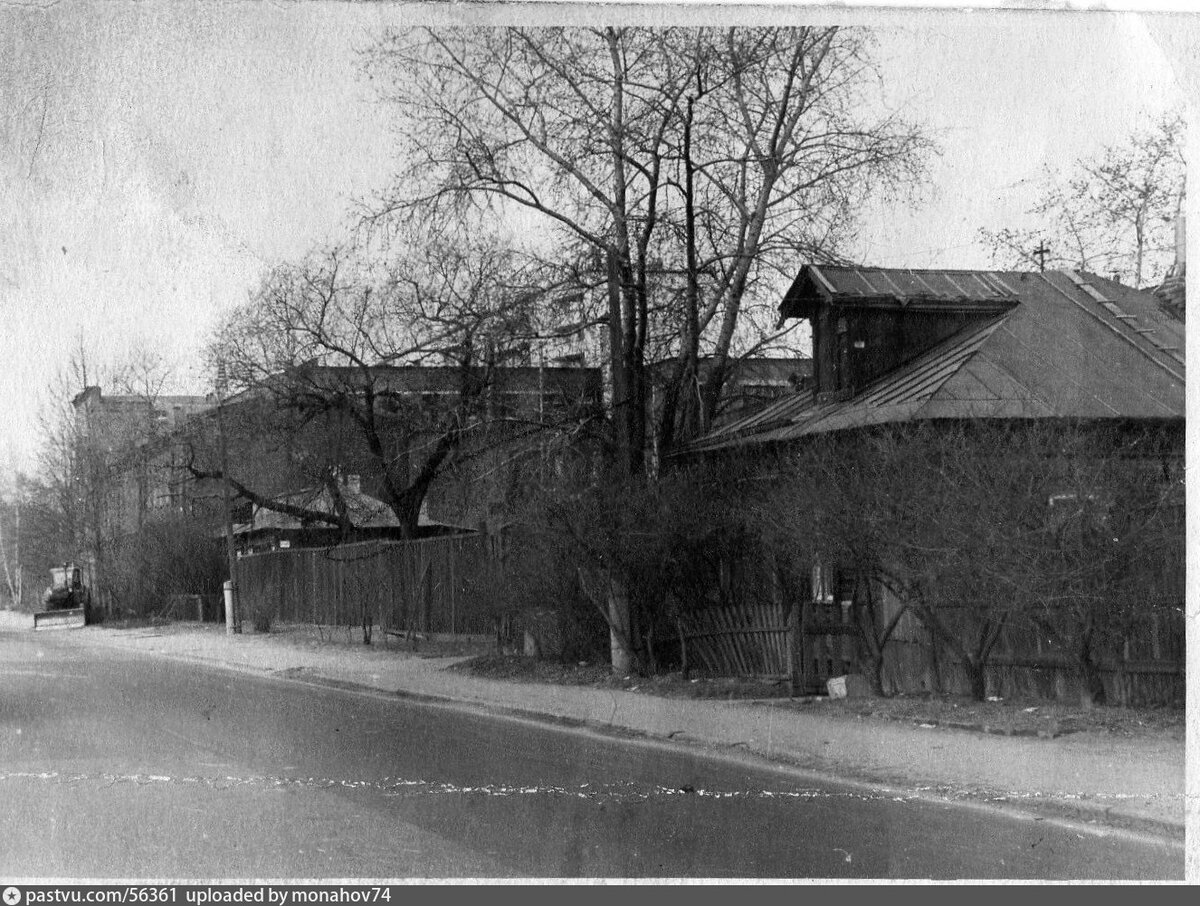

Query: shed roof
left=238, top=483, right=455, bottom=533
left=686, top=267, right=1185, bottom=453
left=244, top=485, right=401, bottom=532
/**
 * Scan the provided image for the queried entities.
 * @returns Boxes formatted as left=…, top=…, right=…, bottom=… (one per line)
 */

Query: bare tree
left=1021, top=424, right=1183, bottom=707
left=199, top=235, right=584, bottom=538
left=37, top=340, right=187, bottom=617
left=30, top=346, right=115, bottom=615
left=979, top=112, right=1184, bottom=287
left=520, top=458, right=763, bottom=675
left=0, top=472, right=75, bottom=613
left=0, top=478, right=21, bottom=607
left=364, top=27, right=932, bottom=473
left=768, top=420, right=1183, bottom=703
left=108, top=346, right=178, bottom=446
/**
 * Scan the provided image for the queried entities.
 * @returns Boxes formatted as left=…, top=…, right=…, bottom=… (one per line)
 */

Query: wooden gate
left=677, top=560, right=863, bottom=694
left=797, top=597, right=860, bottom=694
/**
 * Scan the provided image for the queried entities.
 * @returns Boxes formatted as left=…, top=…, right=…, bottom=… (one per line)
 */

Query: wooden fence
left=678, top=599, right=857, bottom=694
left=883, top=635, right=1185, bottom=708
left=236, top=534, right=498, bottom=636
left=679, top=599, right=1184, bottom=706
left=679, top=602, right=795, bottom=678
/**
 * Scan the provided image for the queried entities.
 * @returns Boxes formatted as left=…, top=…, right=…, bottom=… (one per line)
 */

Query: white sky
left=0, top=2, right=1193, bottom=475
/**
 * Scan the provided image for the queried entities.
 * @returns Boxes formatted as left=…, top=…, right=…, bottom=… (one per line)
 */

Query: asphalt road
left=0, top=630, right=1183, bottom=880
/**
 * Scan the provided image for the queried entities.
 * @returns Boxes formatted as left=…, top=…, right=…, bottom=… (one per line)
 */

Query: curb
left=288, top=672, right=1188, bottom=845
left=68, top=631, right=1186, bottom=846
left=255, top=672, right=1190, bottom=844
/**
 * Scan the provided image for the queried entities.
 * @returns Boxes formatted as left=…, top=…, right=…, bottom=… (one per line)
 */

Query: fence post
left=449, top=539, right=457, bottom=635
left=676, top=618, right=689, bottom=679
left=788, top=599, right=802, bottom=696
left=223, top=580, right=236, bottom=636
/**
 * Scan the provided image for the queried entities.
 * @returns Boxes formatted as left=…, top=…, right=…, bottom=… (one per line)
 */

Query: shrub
left=106, top=513, right=226, bottom=618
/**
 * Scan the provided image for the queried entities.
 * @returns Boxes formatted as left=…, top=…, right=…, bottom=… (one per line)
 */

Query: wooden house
left=683, top=265, right=1185, bottom=703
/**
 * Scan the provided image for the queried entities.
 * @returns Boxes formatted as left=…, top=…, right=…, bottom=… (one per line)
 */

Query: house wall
left=812, top=306, right=992, bottom=395
left=682, top=417, right=1183, bottom=704
left=846, top=309, right=985, bottom=390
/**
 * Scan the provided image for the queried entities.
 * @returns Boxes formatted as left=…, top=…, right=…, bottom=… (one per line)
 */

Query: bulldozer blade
left=33, top=608, right=86, bottom=630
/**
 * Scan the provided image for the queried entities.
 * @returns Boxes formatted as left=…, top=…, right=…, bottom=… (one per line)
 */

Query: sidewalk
left=12, top=615, right=1187, bottom=839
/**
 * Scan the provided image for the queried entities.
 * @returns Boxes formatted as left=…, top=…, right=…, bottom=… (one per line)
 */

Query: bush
left=483, top=461, right=773, bottom=674
left=106, top=513, right=226, bottom=618
left=458, top=527, right=609, bottom=662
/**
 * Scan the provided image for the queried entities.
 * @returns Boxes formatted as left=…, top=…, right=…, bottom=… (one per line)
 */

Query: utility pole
left=538, top=346, right=546, bottom=486
left=216, top=363, right=241, bottom=634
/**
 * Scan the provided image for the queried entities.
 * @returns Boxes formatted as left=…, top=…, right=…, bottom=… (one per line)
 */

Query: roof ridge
left=820, top=264, right=1022, bottom=278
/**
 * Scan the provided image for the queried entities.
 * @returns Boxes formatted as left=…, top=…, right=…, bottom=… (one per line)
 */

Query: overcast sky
left=0, top=2, right=1193, bottom=476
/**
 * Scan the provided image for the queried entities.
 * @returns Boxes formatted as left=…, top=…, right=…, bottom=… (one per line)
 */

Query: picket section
left=236, top=534, right=495, bottom=636
left=679, top=602, right=792, bottom=678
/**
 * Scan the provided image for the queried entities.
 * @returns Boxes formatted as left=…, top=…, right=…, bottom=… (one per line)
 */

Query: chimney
left=345, top=474, right=361, bottom=495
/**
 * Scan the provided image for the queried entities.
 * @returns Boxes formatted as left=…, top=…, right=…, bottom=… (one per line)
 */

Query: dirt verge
left=450, top=654, right=1185, bottom=742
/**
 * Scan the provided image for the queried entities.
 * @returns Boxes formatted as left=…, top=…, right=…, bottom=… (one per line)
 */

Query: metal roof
left=686, top=267, right=1185, bottom=453
left=811, top=265, right=1020, bottom=301
left=246, top=485, right=402, bottom=532
left=241, top=484, right=451, bottom=533
left=780, top=265, right=1021, bottom=320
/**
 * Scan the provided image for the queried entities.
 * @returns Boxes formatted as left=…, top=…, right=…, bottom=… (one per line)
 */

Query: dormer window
left=780, top=265, right=1020, bottom=397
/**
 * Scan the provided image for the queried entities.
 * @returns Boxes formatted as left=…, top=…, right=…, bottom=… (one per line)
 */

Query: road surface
left=0, top=629, right=1182, bottom=879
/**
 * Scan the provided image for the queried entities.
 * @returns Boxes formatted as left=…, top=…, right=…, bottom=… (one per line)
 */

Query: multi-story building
left=92, top=362, right=605, bottom=545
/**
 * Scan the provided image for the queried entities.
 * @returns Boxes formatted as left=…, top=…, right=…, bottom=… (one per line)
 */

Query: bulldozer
left=34, top=563, right=91, bottom=630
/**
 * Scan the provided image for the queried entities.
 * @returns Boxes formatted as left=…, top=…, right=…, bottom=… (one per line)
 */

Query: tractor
left=34, top=563, right=91, bottom=630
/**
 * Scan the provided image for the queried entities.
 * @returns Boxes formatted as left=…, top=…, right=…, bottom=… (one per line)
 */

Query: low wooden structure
left=236, top=534, right=495, bottom=637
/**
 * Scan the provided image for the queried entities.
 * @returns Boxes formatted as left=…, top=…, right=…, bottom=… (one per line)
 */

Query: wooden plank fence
left=236, top=534, right=497, bottom=636
left=679, top=599, right=859, bottom=693
left=680, top=599, right=1184, bottom=706
left=679, top=602, right=792, bottom=678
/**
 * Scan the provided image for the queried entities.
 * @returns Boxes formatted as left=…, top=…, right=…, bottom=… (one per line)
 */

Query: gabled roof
left=687, top=267, right=1185, bottom=453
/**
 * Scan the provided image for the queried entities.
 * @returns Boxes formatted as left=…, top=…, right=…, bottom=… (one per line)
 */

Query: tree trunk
left=864, top=652, right=886, bottom=697
left=854, top=577, right=897, bottom=698
left=1077, top=633, right=1107, bottom=709
left=607, top=577, right=634, bottom=675
left=963, top=655, right=988, bottom=702
left=606, top=248, right=636, bottom=479
left=578, top=566, right=641, bottom=675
